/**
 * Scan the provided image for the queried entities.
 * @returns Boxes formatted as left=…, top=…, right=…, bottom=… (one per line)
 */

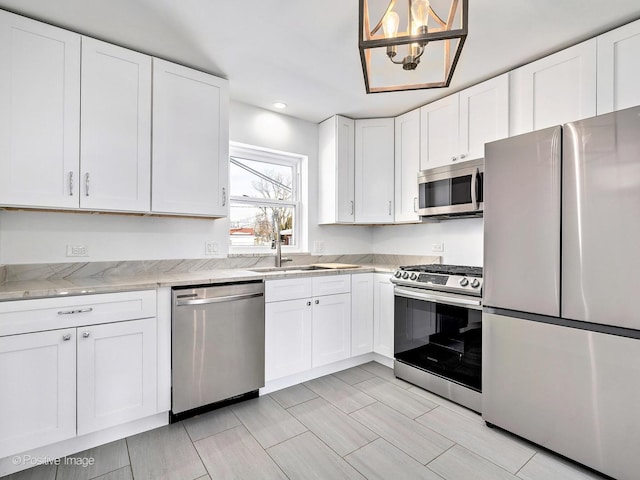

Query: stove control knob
left=402, top=272, right=410, bottom=280
left=459, top=277, right=469, bottom=287
left=410, top=273, right=418, bottom=281
left=393, top=270, right=402, bottom=278
left=471, top=278, right=480, bottom=288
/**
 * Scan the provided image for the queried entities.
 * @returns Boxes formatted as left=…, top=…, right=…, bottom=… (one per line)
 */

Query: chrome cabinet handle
left=350, top=200, right=354, bottom=215
left=69, top=172, right=74, bottom=196
left=388, top=201, right=392, bottom=215
left=315, top=299, right=319, bottom=305
left=82, top=331, right=90, bottom=338
left=452, top=156, right=458, bottom=162
left=85, top=173, right=90, bottom=196
left=57, top=307, right=93, bottom=315
left=307, top=301, right=311, bottom=306
left=62, top=334, right=71, bottom=341
left=222, top=187, right=226, bottom=207
left=413, top=197, right=418, bottom=213
left=460, top=153, right=467, bottom=159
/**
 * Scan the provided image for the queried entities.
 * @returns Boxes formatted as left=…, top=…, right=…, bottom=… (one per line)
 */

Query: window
left=229, top=144, right=301, bottom=249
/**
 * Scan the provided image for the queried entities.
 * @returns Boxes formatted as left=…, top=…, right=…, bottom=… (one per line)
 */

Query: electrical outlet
left=205, top=241, right=219, bottom=255
left=432, top=243, right=444, bottom=253
left=313, top=240, right=325, bottom=253
left=66, top=244, right=88, bottom=257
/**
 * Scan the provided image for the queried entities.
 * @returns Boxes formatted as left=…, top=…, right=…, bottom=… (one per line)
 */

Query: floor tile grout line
left=423, top=441, right=457, bottom=467
left=124, top=437, right=134, bottom=480
left=514, top=449, right=538, bottom=476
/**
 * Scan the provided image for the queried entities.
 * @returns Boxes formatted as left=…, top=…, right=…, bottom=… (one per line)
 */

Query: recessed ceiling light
left=273, top=102, right=287, bottom=109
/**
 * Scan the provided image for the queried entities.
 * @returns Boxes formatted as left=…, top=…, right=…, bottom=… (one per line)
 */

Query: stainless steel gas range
left=391, top=264, right=483, bottom=413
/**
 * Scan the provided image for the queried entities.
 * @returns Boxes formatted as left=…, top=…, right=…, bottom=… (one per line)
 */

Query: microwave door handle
left=471, top=168, right=479, bottom=210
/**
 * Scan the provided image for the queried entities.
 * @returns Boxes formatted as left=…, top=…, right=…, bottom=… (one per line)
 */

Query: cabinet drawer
left=265, top=278, right=313, bottom=303
left=312, top=275, right=351, bottom=297
left=0, top=290, right=157, bottom=336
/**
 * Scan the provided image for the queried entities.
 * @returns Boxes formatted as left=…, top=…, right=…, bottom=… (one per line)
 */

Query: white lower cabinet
left=265, top=298, right=312, bottom=381
left=265, top=275, right=353, bottom=381
left=77, top=317, right=157, bottom=435
left=0, top=290, right=160, bottom=459
left=351, top=273, right=374, bottom=356
left=373, top=273, right=394, bottom=359
left=0, top=329, right=77, bottom=458
left=312, top=293, right=351, bottom=367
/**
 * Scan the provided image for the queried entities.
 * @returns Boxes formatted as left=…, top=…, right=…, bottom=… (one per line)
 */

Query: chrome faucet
left=274, top=213, right=293, bottom=267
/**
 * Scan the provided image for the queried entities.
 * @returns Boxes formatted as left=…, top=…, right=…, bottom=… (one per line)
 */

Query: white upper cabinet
left=318, top=115, right=355, bottom=224
left=420, top=95, right=459, bottom=170
left=354, top=118, right=395, bottom=223
left=394, top=109, right=420, bottom=223
left=597, top=19, right=640, bottom=114
left=510, top=39, right=597, bottom=135
left=0, top=11, right=80, bottom=208
left=420, top=75, right=508, bottom=170
left=459, top=74, right=509, bottom=160
left=152, top=59, right=229, bottom=216
left=80, top=37, right=151, bottom=212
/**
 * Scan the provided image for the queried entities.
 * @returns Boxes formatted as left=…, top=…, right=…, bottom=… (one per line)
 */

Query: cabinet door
left=351, top=273, right=374, bottom=356
left=373, top=274, right=394, bottom=359
left=77, top=318, right=157, bottom=435
left=0, top=11, right=80, bottom=208
left=394, top=109, right=420, bottom=223
left=80, top=37, right=151, bottom=212
left=354, top=118, right=395, bottom=223
left=459, top=74, right=509, bottom=161
left=597, top=19, right=640, bottom=114
left=265, top=299, right=312, bottom=381
left=318, top=115, right=355, bottom=224
left=420, top=95, right=459, bottom=170
left=312, top=293, right=351, bottom=367
left=510, top=39, right=597, bottom=135
left=0, top=329, right=76, bottom=458
left=152, top=58, right=229, bottom=216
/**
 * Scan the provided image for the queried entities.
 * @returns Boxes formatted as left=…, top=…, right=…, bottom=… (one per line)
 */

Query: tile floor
left=4, top=362, right=608, bottom=480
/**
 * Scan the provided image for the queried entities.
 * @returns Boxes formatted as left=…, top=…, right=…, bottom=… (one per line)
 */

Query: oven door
left=394, top=286, right=482, bottom=392
left=417, top=160, right=483, bottom=217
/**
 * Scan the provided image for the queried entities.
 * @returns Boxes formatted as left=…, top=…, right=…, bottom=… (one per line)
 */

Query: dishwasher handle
left=175, top=292, right=264, bottom=306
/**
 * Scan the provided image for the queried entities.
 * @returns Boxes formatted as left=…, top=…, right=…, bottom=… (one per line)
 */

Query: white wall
left=0, top=101, right=372, bottom=264
left=371, top=218, right=484, bottom=266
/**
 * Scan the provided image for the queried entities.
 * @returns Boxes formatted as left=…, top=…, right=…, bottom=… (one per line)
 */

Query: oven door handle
left=394, top=287, right=482, bottom=310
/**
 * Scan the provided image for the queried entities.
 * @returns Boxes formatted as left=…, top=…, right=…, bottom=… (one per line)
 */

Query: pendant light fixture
left=359, top=0, right=468, bottom=93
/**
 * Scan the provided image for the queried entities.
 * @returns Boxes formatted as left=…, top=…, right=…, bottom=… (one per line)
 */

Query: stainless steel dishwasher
left=171, top=281, right=265, bottom=420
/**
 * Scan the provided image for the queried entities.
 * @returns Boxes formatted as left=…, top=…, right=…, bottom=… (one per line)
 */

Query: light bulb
left=411, top=0, right=430, bottom=29
left=382, top=10, right=400, bottom=38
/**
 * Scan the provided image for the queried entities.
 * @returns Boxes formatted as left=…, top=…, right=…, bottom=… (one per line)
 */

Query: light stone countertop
left=0, top=264, right=398, bottom=302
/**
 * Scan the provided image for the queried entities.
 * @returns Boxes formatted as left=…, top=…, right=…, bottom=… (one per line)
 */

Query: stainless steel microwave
left=417, top=158, right=484, bottom=219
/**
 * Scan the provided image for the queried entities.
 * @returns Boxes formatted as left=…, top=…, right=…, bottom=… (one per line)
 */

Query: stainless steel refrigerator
left=483, top=106, right=640, bottom=480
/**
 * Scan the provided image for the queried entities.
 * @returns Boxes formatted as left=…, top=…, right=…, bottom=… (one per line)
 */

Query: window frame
left=228, top=142, right=303, bottom=253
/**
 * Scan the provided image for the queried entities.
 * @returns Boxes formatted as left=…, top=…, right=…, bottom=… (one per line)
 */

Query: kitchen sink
left=248, top=265, right=333, bottom=273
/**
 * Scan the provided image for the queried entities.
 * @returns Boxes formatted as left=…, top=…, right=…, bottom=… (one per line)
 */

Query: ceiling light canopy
left=273, top=102, right=287, bottom=109
left=359, top=0, right=468, bottom=93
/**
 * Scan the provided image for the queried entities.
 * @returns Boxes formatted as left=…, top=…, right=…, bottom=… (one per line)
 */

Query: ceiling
left=1, top=0, right=639, bottom=123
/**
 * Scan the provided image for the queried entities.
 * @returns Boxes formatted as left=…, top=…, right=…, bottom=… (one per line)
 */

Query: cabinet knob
left=452, top=156, right=458, bottom=162
left=82, top=331, right=91, bottom=338
left=460, top=153, right=467, bottom=159
left=315, top=299, right=319, bottom=305
left=307, top=301, right=311, bottom=306
left=62, top=334, right=71, bottom=341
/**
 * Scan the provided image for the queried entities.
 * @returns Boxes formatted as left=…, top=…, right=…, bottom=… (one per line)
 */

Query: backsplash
left=1, top=254, right=440, bottom=283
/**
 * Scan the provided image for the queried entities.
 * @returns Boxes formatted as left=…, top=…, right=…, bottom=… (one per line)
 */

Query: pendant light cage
left=359, top=0, right=468, bottom=93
